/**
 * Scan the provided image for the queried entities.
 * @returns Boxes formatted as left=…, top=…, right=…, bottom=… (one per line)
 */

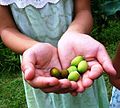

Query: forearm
left=0, top=5, right=38, bottom=54
left=67, top=0, right=93, bottom=34
left=68, top=10, right=93, bottom=34
left=0, top=27, right=38, bottom=54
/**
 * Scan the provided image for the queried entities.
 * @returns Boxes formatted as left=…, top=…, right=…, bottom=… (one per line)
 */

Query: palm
left=58, top=32, right=114, bottom=90
left=22, top=43, right=61, bottom=76
left=21, top=43, right=61, bottom=89
left=58, top=32, right=103, bottom=69
left=21, top=43, right=77, bottom=94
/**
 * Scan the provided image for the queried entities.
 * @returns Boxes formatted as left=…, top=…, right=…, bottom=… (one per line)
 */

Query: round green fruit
left=78, top=60, right=88, bottom=73
left=71, top=55, right=84, bottom=66
left=50, top=67, right=61, bottom=78
left=67, top=66, right=77, bottom=74
left=61, top=69, right=69, bottom=78
left=68, top=71, right=80, bottom=81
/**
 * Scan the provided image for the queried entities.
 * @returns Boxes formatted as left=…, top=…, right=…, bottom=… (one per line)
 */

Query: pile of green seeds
left=50, top=55, right=88, bottom=82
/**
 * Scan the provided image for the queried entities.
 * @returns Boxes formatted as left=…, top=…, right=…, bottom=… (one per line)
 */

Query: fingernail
left=24, top=68, right=31, bottom=80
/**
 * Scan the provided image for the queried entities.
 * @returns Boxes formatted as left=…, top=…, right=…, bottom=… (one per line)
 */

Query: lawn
left=0, top=17, right=120, bottom=108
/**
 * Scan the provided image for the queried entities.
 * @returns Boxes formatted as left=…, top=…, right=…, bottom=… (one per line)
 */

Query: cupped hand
left=21, top=43, right=77, bottom=94
left=58, top=31, right=116, bottom=92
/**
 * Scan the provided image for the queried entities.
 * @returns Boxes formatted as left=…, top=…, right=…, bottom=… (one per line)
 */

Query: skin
left=58, top=31, right=116, bottom=93
left=109, top=43, right=120, bottom=89
left=21, top=43, right=78, bottom=93
left=0, top=0, right=116, bottom=96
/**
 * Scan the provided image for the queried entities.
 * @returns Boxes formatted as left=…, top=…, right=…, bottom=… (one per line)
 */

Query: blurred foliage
left=92, top=0, right=120, bottom=15
left=91, top=0, right=120, bottom=31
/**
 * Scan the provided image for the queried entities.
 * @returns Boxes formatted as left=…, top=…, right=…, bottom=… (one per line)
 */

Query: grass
left=0, top=43, right=27, bottom=108
left=0, top=17, right=120, bottom=107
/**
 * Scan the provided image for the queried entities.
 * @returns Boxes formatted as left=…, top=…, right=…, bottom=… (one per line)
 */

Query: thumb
left=21, top=62, right=35, bottom=80
left=21, top=51, right=35, bottom=80
left=97, top=45, right=116, bottom=76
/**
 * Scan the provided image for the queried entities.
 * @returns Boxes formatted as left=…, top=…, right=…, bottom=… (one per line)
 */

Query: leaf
left=101, top=0, right=120, bottom=15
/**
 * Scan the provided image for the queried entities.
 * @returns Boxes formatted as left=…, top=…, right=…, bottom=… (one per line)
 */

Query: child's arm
left=0, top=6, right=38, bottom=54
left=68, top=0, right=93, bottom=34
left=58, top=0, right=116, bottom=92
left=0, top=6, right=76, bottom=93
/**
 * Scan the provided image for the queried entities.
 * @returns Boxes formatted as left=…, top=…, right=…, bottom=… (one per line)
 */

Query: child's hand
left=21, top=43, right=77, bottom=94
left=58, top=31, right=116, bottom=92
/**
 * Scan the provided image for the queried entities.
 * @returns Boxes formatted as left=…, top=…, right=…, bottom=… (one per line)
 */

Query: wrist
left=65, top=28, right=89, bottom=37
left=66, top=24, right=92, bottom=35
left=22, top=41, right=39, bottom=53
left=67, top=26, right=85, bottom=34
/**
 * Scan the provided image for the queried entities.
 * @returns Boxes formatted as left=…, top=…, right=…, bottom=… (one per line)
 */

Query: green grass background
left=0, top=17, right=120, bottom=108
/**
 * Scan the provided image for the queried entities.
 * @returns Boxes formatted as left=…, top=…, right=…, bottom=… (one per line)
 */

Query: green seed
left=61, top=69, right=69, bottom=78
left=71, top=55, right=84, bottom=66
left=50, top=67, right=61, bottom=78
left=68, top=71, right=80, bottom=81
left=67, top=66, right=77, bottom=74
left=78, top=60, right=88, bottom=73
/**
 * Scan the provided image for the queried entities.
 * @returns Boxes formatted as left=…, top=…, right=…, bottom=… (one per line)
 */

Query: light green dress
left=4, top=0, right=109, bottom=107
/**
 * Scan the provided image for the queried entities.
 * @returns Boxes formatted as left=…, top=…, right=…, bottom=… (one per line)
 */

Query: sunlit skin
left=58, top=31, right=116, bottom=94
left=21, top=43, right=78, bottom=94
left=21, top=32, right=116, bottom=96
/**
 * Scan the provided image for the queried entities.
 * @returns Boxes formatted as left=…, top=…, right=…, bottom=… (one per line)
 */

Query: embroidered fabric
left=0, top=0, right=60, bottom=8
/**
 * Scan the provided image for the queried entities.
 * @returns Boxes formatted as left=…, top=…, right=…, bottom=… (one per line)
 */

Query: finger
left=70, top=81, right=78, bottom=90
left=28, top=77, right=60, bottom=89
left=97, top=45, right=116, bottom=76
left=76, top=78, right=85, bottom=93
left=59, top=79, right=71, bottom=89
left=24, top=67, right=35, bottom=80
left=54, top=81, right=78, bottom=94
left=41, top=79, right=72, bottom=93
left=82, top=71, right=93, bottom=88
left=53, top=79, right=72, bottom=94
left=88, top=64, right=103, bottom=80
left=21, top=62, right=35, bottom=80
left=21, top=51, right=36, bottom=80
left=70, top=81, right=78, bottom=96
